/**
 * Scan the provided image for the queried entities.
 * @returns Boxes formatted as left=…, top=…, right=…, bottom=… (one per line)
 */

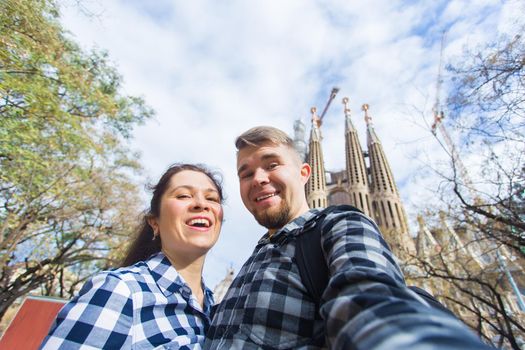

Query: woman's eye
left=177, top=194, right=191, bottom=199
left=207, top=197, right=221, bottom=203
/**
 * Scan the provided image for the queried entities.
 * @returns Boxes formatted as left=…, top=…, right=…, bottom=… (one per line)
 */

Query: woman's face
left=149, top=170, right=223, bottom=259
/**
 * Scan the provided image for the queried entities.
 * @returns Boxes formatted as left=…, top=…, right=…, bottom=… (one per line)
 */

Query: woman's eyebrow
left=167, top=185, right=218, bottom=195
left=204, top=188, right=219, bottom=195
left=167, top=185, right=192, bottom=194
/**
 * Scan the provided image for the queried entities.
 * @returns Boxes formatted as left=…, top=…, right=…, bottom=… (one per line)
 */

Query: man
left=205, top=126, right=493, bottom=349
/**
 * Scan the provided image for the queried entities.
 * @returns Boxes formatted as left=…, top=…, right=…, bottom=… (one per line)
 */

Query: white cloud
left=58, top=0, right=518, bottom=287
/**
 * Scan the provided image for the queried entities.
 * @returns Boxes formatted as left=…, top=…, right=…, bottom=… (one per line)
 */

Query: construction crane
left=430, top=32, right=525, bottom=311
left=312, top=87, right=340, bottom=128
left=319, top=87, right=340, bottom=121
left=430, top=32, right=477, bottom=201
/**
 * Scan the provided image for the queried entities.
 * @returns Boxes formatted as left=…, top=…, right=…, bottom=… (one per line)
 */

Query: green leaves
left=0, top=0, right=153, bottom=319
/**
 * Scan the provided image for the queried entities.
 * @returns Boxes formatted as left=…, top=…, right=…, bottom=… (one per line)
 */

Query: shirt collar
left=257, top=208, right=323, bottom=244
left=146, top=252, right=213, bottom=299
left=146, top=252, right=186, bottom=297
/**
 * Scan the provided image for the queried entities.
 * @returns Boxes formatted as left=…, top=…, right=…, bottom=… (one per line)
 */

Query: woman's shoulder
left=107, top=260, right=151, bottom=278
left=88, top=253, right=164, bottom=293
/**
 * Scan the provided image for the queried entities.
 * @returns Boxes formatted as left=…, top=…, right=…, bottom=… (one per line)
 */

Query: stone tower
left=343, top=98, right=372, bottom=217
left=302, top=100, right=415, bottom=258
left=363, top=104, right=415, bottom=257
left=305, top=107, right=328, bottom=209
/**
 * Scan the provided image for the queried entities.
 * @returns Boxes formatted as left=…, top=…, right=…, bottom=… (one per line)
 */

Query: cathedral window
left=387, top=201, right=395, bottom=228
left=380, top=201, right=388, bottom=228
left=373, top=201, right=382, bottom=226
left=394, top=203, right=404, bottom=232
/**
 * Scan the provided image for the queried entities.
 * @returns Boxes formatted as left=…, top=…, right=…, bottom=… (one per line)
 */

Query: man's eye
left=240, top=172, right=253, bottom=179
left=268, top=163, right=279, bottom=169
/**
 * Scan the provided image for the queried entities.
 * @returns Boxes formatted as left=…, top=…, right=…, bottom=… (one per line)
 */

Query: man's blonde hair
left=235, top=126, right=295, bottom=150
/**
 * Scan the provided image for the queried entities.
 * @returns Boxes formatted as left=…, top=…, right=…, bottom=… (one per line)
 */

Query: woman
left=40, top=163, right=224, bottom=349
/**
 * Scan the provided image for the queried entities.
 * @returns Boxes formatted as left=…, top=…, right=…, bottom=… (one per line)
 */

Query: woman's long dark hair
left=120, top=163, right=224, bottom=267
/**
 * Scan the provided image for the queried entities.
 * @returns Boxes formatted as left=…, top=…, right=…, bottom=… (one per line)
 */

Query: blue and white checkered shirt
left=205, top=208, right=492, bottom=349
left=41, top=252, right=213, bottom=349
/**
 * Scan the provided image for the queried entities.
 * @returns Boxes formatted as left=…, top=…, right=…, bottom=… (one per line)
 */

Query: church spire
left=364, top=104, right=399, bottom=196
left=343, top=98, right=371, bottom=216
left=364, top=104, right=413, bottom=256
left=306, top=107, right=327, bottom=208
left=363, top=103, right=381, bottom=144
left=343, top=97, right=356, bottom=132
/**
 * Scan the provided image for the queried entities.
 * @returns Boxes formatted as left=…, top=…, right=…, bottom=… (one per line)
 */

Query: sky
left=58, top=0, right=522, bottom=288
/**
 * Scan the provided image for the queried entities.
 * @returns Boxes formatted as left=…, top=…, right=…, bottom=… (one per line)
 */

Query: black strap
left=295, top=217, right=329, bottom=307
left=294, top=205, right=456, bottom=317
left=295, top=205, right=360, bottom=310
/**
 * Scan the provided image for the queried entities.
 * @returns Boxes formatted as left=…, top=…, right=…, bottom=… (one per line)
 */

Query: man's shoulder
left=318, top=205, right=379, bottom=234
left=321, top=204, right=363, bottom=216
left=317, top=205, right=366, bottom=224
left=283, top=206, right=368, bottom=235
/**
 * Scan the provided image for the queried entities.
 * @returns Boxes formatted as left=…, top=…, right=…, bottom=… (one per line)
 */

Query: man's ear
left=300, top=163, right=311, bottom=185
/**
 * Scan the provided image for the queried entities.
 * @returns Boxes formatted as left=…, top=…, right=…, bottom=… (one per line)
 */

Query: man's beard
left=253, top=200, right=292, bottom=231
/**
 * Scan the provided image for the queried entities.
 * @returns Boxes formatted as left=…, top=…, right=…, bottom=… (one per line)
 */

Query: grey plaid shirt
left=205, top=208, right=492, bottom=349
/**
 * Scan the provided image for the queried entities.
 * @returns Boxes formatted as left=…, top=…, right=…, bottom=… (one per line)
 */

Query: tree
left=0, top=0, right=153, bottom=321
left=412, top=211, right=525, bottom=349
left=413, top=17, right=525, bottom=349
left=444, top=26, right=525, bottom=257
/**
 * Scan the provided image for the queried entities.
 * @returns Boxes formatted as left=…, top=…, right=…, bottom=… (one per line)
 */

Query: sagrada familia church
left=298, top=99, right=415, bottom=260
left=214, top=95, right=525, bottom=346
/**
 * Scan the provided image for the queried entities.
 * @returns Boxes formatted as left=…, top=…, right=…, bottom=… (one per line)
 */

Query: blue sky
left=59, top=0, right=521, bottom=288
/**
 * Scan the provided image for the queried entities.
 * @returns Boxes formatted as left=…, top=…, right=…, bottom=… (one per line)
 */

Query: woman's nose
left=192, top=194, right=209, bottom=210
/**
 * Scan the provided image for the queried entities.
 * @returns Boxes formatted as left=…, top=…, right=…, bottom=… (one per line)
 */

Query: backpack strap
left=295, top=205, right=361, bottom=310
left=295, top=217, right=328, bottom=308
left=294, top=205, right=456, bottom=318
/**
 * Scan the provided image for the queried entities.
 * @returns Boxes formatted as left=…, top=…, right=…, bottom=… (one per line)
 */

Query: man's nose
left=252, top=168, right=270, bottom=186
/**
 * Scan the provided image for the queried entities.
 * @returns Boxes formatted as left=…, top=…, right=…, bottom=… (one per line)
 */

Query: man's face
left=237, top=143, right=311, bottom=233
